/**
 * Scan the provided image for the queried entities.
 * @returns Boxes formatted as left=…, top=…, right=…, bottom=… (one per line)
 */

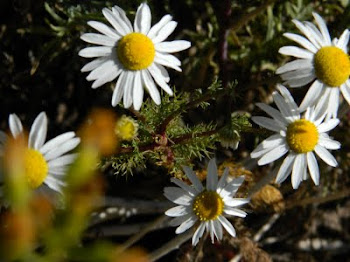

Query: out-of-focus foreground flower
left=0, top=112, right=80, bottom=199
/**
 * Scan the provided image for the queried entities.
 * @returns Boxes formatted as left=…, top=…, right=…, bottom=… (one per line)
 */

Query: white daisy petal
left=154, top=52, right=182, bottom=72
left=307, top=152, right=320, bottom=186
left=9, top=114, right=23, bottom=138
left=86, top=60, right=118, bottom=81
left=292, top=19, right=321, bottom=48
left=80, top=33, right=118, bottom=46
left=224, top=198, right=250, bottom=207
left=29, top=112, right=47, bottom=150
left=283, top=32, right=317, bottom=53
left=208, top=221, right=215, bottom=243
left=170, top=214, right=192, bottom=227
left=250, top=145, right=274, bottom=159
left=250, top=134, right=284, bottom=158
left=314, top=144, right=338, bottom=167
left=279, top=46, right=314, bottom=59
left=272, top=92, right=296, bottom=121
left=327, top=88, right=340, bottom=119
left=49, top=166, right=68, bottom=176
left=155, top=40, right=191, bottom=53
left=304, top=22, right=325, bottom=46
left=44, top=176, right=65, bottom=194
left=284, top=74, right=315, bottom=87
left=217, top=167, right=229, bottom=192
left=276, top=59, right=312, bottom=75
left=163, top=187, right=192, bottom=206
left=218, top=216, right=236, bottom=237
left=258, top=144, right=289, bottom=165
left=317, top=119, right=339, bottom=133
left=252, top=116, right=283, bottom=132
left=132, top=71, right=144, bottom=111
left=275, top=153, right=296, bottom=184
left=87, top=21, right=120, bottom=39
left=48, top=153, right=78, bottom=168
left=213, top=219, right=223, bottom=241
left=175, top=216, right=197, bottom=234
left=148, top=64, right=173, bottom=95
left=44, top=138, right=80, bottom=161
left=148, top=14, right=173, bottom=39
left=151, top=21, right=178, bottom=44
left=170, top=177, right=197, bottom=195
left=78, top=46, right=113, bottom=58
left=224, top=207, right=247, bottom=217
left=220, top=176, right=245, bottom=198
left=256, top=103, right=287, bottom=125
left=141, top=70, right=161, bottom=105
left=81, top=57, right=108, bottom=73
left=102, top=8, right=130, bottom=36
left=112, top=72, right=126, bottom=107
left=340, top=84, right=350, bottom=105
left=123, top=71, right=134, bottom=108
left=313, top=88, right=331, bottom=122
left=280, top=67, right=314, bottom=80
left=153, top=63, right=170, bottom=82
left=336, top=29, right=350, bottom=52
left=318, top=137, right=340, bottom=150
left=291, top=154, right=306, bottom=189
left=91, top=67, right=122, bottom=89
left=165, top=205, right=189, bottom=217
left=111, top=6, right=133, bottom=32
left=206, top=159, right=218, bottom=191
left=276, top=84, right=300, bottom=119
left=134, top=3, right=151, bottom=34
left=182, top=166, right=203, bottom=192
left=299, top=80, right=324, bottom=111
left=192, top=223, right=205, bottom=246
left=312, top=12, right=331, bottom=45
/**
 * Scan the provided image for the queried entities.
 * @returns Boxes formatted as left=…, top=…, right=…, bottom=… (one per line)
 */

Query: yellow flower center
left=24, top=149, right=48, bottom=189
left=314, top=46, right=350, bottom=87
left=117, top=33, right=155, bottom=70
left=192, top=191, right=224, bottom=221
left=115, top=116, right=138, bottom=141
left=286, top=119, right=319, bottom=154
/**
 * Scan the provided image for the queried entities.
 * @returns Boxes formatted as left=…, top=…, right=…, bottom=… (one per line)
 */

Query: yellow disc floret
left=286, top=119, right=319, bottom=154
left=314, top=46, right=350, bottom=87
left=24, top=149, right=48, bottom=189
left=117, top=33, right=155, bottom=70
left=115, top=115, right=138, bottom=141
left=192, top=191, right=224, bottom=221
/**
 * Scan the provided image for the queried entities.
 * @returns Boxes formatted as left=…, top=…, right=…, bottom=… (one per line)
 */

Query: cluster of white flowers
left=164, top=13, right=349, bottom=246
left=251, top=13, right=348, bottom=189
left=2, top=3, right=348, bottom=248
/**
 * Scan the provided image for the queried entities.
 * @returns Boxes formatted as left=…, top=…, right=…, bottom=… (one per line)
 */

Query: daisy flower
left=79, top=3, right=191, bottom=110
left=251, top=84, right=341, bottom=189
left=0, top=112, right=80, bottom=196
left=276, top=12, right=350, bottom=118
left=164, top=159, right=249, bottom=246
